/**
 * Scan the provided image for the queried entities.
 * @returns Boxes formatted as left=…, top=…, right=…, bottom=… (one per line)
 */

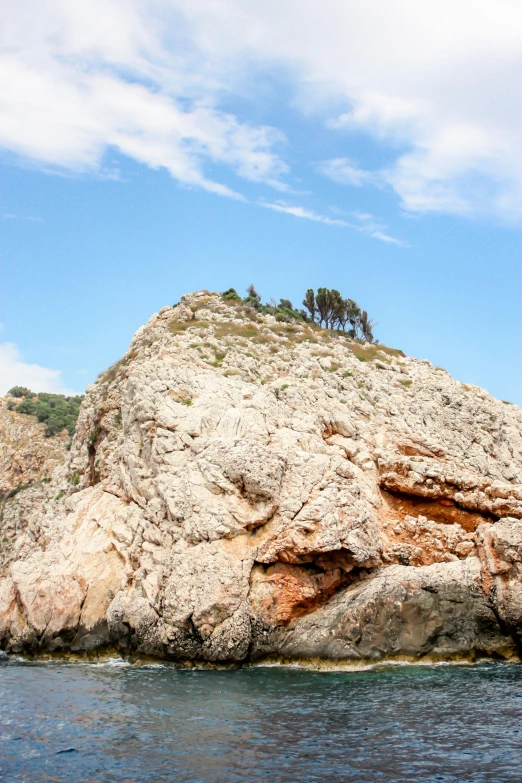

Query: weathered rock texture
left=0, top=397, right=68, bottom=496
left=1, top=291, right=521, bottom=664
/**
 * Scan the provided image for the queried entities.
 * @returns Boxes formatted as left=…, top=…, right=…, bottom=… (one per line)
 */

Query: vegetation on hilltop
left=220, top=286, right=377, bottom=342
left=6, top=387, right=84, bottom=437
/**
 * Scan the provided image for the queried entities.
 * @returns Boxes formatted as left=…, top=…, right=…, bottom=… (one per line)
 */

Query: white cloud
left=2, top=213, right=45, bottom=223
left=262, top=201, right=406, bottom=245
left=0, top=1, right=288, bottom=197
left=316, top=158, right=381, bottom=188
left=172, top=0, right=522, bottom=220
left=351, top=211, right=407, bottom=247
left=0, top=343, right=79, bottom=396
left=1, top=0, right=521, bottom=219
left=262, top=201, right=348, bottom=227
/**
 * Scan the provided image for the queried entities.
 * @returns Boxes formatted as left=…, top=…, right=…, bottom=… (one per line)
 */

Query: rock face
left=1, top=290, right=521, bottom=664
left=0, top=398, right=68, bottom=496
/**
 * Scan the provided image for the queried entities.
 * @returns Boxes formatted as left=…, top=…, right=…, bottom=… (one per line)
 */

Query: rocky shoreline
left=1, top=291, right=521, bottom=664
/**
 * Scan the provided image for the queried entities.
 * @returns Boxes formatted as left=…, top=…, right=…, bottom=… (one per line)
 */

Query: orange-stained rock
left=0, top=291, right=521, bottom=662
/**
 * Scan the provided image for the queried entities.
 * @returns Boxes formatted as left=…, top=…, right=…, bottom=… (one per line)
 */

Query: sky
left=0, top=0, right=521, bottom=404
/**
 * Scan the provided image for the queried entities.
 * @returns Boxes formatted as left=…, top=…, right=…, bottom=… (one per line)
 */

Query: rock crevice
left=1, top=290, right=521, bottom=663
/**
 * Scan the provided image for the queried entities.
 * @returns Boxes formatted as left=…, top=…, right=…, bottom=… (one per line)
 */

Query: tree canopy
left=6, top=387, right=84, bottom=437
left=302, top=288, right=376, bottom=342
left=220, top=285, right=377, bottom=341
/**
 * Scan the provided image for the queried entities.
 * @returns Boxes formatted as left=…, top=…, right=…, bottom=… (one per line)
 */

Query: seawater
left=1, top=660, right=522, bottom=782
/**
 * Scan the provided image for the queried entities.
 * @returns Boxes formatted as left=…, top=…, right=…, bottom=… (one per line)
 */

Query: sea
left=1, top=658, right=522, bottom=782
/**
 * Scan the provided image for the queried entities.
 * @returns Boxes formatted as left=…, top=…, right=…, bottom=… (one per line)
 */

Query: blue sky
left=1, top=0, right=521, bottom=404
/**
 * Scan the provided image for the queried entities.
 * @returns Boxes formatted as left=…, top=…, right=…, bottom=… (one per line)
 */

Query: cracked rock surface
left=1, top=291, right=521, bottom=663
left=0, top=398, right=68, bottom=497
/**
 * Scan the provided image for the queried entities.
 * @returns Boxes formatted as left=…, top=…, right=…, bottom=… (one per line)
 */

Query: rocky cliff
left=0, top=398, right=68, bottom=497
left=1, top=290, right=521, bottom=665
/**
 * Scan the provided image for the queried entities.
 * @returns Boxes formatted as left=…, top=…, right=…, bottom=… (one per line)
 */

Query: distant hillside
left=0, top=396, right=71, bottom=497
left=5, top=387, right=84, bottom=437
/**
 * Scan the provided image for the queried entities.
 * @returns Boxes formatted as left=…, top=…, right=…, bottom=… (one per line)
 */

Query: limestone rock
left=251, top=558, right=515, bottom=662
left=0, top=290, right=521, bottom=663
left=477, top=517, right=522, bottom=646
left=0, top=397, right=68, bottom=496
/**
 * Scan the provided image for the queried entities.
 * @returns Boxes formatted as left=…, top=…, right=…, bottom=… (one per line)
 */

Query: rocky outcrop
left=251, top=558, right=515, bottom=662
left=477, top=517, right=522, bottom=648
left=0, top=290, right=521, bottom=664
left=0, top=398, right=68, bottom=496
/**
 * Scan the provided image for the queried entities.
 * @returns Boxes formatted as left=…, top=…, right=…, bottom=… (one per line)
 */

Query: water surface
left=1, top=659, right=522, bottom=782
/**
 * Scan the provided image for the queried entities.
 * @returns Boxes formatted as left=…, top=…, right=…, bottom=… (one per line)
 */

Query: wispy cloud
left=2, top=213, right=45, bottom=223
left=261, top=200, right=406, bottom=245
left=1, top=1, right=520, bottom=220
left=260, top=201, right=408, bottom=247
left=261, top=201, right=348, bottom=226
left=0, top=342, right=79, bottom=396
left=316, top=158, right=381, bottom=188
left=176, top=0, right=522, bottom=221
left=0, top=6, right=289, bottom=198
left=351, top=211, right=407, bottom=246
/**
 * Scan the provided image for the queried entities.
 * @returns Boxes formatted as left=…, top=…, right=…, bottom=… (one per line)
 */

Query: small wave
left=249, top=657, right=517, bottom=673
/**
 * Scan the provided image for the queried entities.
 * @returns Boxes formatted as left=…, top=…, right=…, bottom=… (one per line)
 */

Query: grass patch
left=293, top=334, right=318, bottom=344
left=252, top=334, right=277, bottom=346
left=4, top=482, right=32, bottom=499
left=347, top=342, right=404, bottom=363
left=170, top=319, right=211, bottom=336
left=214, top=322, right=259, bottom=340
left=209, top=352, right=227, bottom=367
left=398, top=379, right=412, bottom=388
left=99, top=349, right=139, bottom=384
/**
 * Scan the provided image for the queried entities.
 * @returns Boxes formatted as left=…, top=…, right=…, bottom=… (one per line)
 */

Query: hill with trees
left=6, top=387, right=84, bottom=437
left=220, top=285, right=377, bottom=342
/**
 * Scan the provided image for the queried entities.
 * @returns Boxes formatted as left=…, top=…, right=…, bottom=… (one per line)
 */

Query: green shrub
left=9, top=390, right=84, bottom=437
left=210, top=352, right=227, bottom=367
left=7, top=386, right=34, bottom=399
left=5, top=482, right=32, bottom=499
left=67, top=470, right=81, bottom=486
left=221, top=288, right=241, bottom=301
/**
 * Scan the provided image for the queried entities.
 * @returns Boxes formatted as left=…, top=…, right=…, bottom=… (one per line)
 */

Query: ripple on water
left=0, top=660, right=521, bottom=782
